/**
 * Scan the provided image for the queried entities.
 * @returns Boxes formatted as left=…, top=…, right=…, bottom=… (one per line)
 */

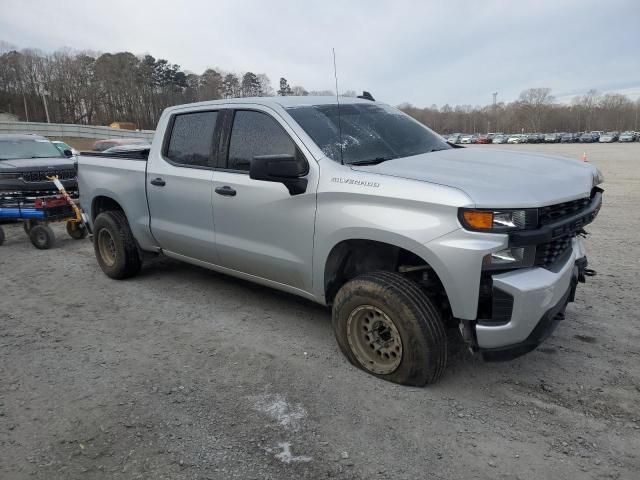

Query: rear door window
left=165, top=111, right=218, bottom=167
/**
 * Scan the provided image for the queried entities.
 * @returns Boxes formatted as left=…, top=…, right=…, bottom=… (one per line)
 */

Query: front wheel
left=93, top=211, right=142, bottom=279
left=332, top=271, right=447, bottom=386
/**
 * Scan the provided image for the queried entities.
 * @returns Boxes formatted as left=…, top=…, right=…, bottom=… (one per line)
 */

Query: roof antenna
left=332, top=48, right=344, bottom=165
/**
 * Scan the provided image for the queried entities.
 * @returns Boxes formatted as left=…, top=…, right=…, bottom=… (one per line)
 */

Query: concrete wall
left=0, top=121, right=155, bottom=141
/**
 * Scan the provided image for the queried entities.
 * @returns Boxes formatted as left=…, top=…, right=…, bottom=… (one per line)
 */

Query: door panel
left=211, top=171, right=316, bottom=291
left=146, top=164, right=217, bottom=263
left=211, top=108, right=317, bottom=292
left=146, top=110, right=219, bottom=263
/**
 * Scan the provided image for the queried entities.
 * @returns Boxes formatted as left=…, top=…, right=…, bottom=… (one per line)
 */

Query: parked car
left=580, top=132, right=597, bottom=143
left=526, top=133, right=542, bottom=144
left=476, top=134, right=491, bottom=144
left=78, top=95, right=604, bottom=385
left=103, top=143, right=152, bottom=154
left=51, top=140, right=79, bottom=157
left=460, top=134, right=476, bottom=144
left=561, top=133, right=578, bottom=143
left=544, top=133, right=561, bottom=143
left=507, top=134, right=525, bottom=144
left=589, top=131, right=603, bottom=142
left=598, top=132, right=618, bottom=143
left=92, top=138, right=148, bottom=152
left=492, top=134, right=508, bottom=144
left=447, top=133, right=462, bottom=144
left=618, top=131, right=636, bottom=142
left=0, top=134, right=77, bottom=194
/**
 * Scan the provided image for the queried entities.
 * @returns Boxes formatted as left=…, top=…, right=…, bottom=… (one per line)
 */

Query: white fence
left=0, top=121, right=155, bottom=141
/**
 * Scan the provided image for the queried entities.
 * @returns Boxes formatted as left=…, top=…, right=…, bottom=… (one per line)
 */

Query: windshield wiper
left=349, top=156, right=397, bottom=166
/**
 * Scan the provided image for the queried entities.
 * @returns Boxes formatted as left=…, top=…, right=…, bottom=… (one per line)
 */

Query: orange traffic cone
left=581, top=152, right=588, bottom=162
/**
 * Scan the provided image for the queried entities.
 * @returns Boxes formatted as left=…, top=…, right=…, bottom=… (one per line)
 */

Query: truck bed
left=78, top=151, right=158, bottom=251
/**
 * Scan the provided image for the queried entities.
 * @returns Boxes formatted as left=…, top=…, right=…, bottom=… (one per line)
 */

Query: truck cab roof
left=163, top=95, right=376, bottom=114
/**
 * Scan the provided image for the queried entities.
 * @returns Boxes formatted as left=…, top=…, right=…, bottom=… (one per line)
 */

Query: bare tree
left=517, top=88, right=555, bottom=132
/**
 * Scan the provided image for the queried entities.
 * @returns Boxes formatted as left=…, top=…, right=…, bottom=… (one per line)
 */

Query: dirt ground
left=1, top=143, right=639, bottom=479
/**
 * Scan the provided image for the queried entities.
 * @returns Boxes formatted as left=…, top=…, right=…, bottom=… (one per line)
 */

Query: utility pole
left=492, top=92, right=498, bottom=132
left=41, top=90, right=50, bottom=123
left=22, top=92, right=29, bottom=122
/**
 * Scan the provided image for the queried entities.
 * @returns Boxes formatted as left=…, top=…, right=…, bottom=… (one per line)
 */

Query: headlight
left=593, top=168, right=604, bottom=186
left=482, top=246, right=536, bottom=270
left=459, top=208, right=537, bottom=232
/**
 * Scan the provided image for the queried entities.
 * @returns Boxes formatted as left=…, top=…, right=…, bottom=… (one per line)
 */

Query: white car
left=51, top=140, right=79, bottom=157
left=507, top=135, right=524, bottom=144
left=598, top=133, right=617, bottom=143
left=460, top=135, right=475, bottom=144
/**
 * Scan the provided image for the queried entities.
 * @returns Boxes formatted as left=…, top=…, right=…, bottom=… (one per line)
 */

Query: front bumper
left=476, top=237, right=587, bottom=358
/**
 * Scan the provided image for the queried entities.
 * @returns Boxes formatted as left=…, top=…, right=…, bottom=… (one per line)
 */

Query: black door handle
left=150, top=178, right=166, bottom=186
left=215, top=186, right=236, bottom=197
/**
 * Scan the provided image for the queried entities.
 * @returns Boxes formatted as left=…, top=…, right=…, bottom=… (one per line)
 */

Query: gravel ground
left=1, top=143, right=639, bottom=479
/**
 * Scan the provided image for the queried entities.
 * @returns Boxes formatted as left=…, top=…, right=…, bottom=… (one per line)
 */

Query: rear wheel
left=0, top=226, right=5, bottom=246
left=29, top=224, right=55, bottom=250
left=332, top=271, right=447, bottom=386
left=93, top=211, right=142, bottom=279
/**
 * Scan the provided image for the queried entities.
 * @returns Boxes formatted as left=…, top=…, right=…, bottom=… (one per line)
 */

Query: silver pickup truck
left=78, top=96, right=603, bottom=385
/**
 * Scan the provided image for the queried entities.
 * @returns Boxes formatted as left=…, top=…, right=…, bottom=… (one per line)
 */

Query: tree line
left=400, top=88, right=640, bottom=134
left=1, top=45, right=638, bottom=133
left=0, top=46, right=327, bottom=129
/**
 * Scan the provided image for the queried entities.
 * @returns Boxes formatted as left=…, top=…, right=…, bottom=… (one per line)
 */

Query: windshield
left=0, top=138, right=64, bottom=160
left=286, top=103, right=450, bottom=165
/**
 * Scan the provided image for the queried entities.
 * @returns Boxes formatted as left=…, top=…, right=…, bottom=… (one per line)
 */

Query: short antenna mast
left=332, top=48, right=344, bottom=165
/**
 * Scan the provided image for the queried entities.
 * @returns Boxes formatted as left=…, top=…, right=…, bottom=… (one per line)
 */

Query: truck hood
left=0, top=157, right=76, bottom=171
left=351, top=148, right=596, bottom=207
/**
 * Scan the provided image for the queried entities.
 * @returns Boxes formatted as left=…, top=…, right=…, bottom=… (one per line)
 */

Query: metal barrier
left=0, top=121, right=155, bottom=141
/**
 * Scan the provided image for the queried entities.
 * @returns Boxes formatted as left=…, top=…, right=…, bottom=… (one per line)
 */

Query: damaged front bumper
left=475, top=237, right=591, bottom=360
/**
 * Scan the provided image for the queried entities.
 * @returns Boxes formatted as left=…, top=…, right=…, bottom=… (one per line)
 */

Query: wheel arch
left=91, top=194, right=125, bottom=221
left=318, top=232, right=455, bottom=323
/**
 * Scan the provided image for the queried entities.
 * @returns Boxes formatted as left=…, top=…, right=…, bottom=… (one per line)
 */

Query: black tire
left=29, top=224, right=55, bottom=250
left=332, top=271, right=447, bottom=386
left=92, top=211, right=142, bottom=279
left=23, top=220, right=40, bottom=235
left=66, top=220, right=88, bottom=240
left=0, top=226, right=5, bottom=246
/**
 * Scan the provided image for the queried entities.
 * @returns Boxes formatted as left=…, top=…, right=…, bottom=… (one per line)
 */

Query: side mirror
left=63, top=149, right=73, bottom=157
left=249, top=154, right=308, bottom=195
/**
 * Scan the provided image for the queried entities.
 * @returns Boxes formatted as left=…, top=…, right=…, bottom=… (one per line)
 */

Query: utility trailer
left=0, top=176, right=88, bottom=249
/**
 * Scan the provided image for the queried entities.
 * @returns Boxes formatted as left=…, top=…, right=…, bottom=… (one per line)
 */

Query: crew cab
left=0, top=134, right=77, bottom=194
left=78, top=96, right=603, bottom=386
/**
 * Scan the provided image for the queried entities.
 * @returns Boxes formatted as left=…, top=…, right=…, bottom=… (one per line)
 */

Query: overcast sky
left=1, top=0, right=639, bottom=107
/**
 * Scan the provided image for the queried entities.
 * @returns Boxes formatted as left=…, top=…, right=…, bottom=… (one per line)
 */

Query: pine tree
left=241, top=72, right=261, bottom=97
left=222, top=73, right=239, bottom=98
left=278, top=77, right=293, bottom=96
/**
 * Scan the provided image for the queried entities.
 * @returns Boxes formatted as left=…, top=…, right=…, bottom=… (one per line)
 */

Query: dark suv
left=0, top=134, right=77, bottom=194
